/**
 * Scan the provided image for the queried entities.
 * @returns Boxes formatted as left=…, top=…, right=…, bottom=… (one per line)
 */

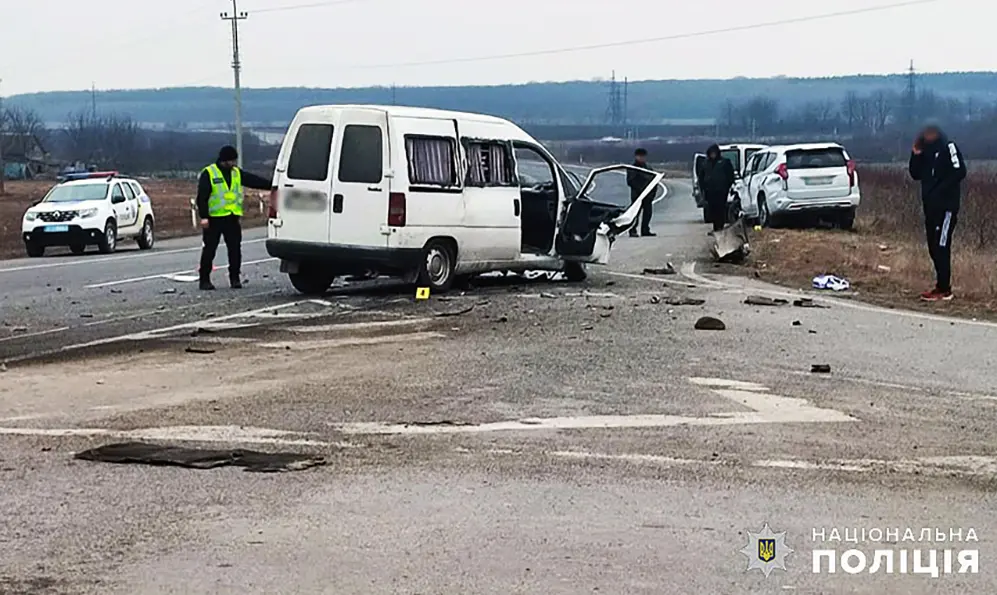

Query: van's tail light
left=846, top=160, right=856, bottom=189
left=388, top=192, right=406, bottom=227
left=267, top=187, right=278, bottom=219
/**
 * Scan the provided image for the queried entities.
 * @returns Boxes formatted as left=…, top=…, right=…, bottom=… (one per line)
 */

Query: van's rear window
left=339, top=125, right=383, bottom=184
left=287, top=124, right=334, bottom=181
left=785, top=148, right=846, bottom=169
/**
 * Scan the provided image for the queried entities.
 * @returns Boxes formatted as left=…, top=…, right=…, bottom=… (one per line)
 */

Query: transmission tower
left=606, top=71, right=623, bottom=127
left=903, top=60, right=917, bottom=126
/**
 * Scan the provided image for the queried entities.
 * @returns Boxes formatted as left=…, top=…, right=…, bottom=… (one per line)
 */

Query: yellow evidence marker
left=415, top=287, right=431, bottom=300
left=753, top=225, right=763, bottom=232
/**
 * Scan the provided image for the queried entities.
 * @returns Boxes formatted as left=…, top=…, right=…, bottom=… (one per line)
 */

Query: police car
left=21, top=171, right=156, bottom=257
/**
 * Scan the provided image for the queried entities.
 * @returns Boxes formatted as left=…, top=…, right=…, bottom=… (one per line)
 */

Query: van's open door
left=693, top=153, right=705, bottom=204
left=554, top=164, right=664, bottom=265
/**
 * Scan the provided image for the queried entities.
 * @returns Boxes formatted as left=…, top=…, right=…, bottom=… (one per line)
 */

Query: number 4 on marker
left=415, top=287, right=430, bottom=300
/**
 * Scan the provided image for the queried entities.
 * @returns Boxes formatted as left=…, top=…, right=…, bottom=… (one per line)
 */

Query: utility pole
left=221, top=0, right=248, bottom=168
left=91, top=82, right=97, bottom=120
left=391, top=84, right=396, bottom=105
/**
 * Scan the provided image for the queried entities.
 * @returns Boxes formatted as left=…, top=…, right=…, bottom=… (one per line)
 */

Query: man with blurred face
left=700, top=143, right=736, bottom=232
left=626, top=148, right=657, bottom=237
left=909, top=122, right=966, bottom=301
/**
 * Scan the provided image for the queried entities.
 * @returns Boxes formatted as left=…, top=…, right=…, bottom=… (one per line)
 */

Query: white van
left=266, top=105, right=662, bottom=294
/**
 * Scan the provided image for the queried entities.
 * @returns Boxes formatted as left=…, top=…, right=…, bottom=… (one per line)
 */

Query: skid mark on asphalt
left=329, top=377, right=856, bottom=435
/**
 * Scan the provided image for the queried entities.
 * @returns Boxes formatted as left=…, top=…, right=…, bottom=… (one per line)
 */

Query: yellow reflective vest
left=203, top=163, right=244, bottom=217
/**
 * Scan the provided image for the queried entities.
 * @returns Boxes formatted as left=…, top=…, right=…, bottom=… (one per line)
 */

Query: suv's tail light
left=388, top=192, right=406, bottom=227
left=776, top=163, right=788, bottom=180
left=267, top=187, right=278, bottom=219
left=846, top=160, right=856, bottom=189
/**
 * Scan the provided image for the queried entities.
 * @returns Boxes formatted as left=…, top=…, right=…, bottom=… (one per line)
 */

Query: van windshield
left=720, top=150, right=740, bottom=172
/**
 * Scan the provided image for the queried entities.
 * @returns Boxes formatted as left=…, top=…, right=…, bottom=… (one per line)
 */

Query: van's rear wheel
left=563, top=261, right=587, bottom=283
left=288, top=267, right=334, bottom=296
left=417, top=240, right=456, bottom=293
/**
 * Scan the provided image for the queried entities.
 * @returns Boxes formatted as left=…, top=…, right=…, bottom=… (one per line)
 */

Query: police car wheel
left=97, top=220, right=117, bottom=254
left=70, top=244, right=86, bottom=255
left=25, top=242, right=44, bottom=258
left=137, top=217, right=154, bottom=250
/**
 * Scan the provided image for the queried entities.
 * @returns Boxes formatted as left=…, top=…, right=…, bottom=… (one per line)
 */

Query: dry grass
left=749, top=166, right=997, bottom=318
left=0, top=180, right=267, bottom=260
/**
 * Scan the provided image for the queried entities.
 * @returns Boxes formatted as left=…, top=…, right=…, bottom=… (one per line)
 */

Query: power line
left=354, top=0, right=941, bottom=69
left=253, top=0, right=379, bottom=14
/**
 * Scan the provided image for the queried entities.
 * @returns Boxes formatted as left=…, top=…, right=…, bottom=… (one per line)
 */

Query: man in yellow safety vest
left=196, top=145, right=272, bottom=290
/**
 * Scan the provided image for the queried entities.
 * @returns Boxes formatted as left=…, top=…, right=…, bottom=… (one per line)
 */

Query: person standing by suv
left=700, top=144, right=736, bottom=232
left=626, top=148, right=657, bottom=237
left=908, top=123, right=966, bottom=301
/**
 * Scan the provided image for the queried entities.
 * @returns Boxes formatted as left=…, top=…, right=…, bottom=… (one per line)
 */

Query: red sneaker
left=920, top=289, right=954, bottom=302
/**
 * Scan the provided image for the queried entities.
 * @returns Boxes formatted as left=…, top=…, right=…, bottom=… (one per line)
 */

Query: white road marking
left=329, top=377, right=855, bottom=435
left=753, top=455, right=997, bottom=478
left=85, top=257, right=277, bottom=288
left=680, top=261, right=997, bottom=330
left=0, top=238, right=267, bottom=275
left=2, top=299, right=334, bottom=362
left=0, top=424, right=357, bottom=448
left=549, top=451, right=702, bottom=465
left=0, top=290, right=278, bottom=345
left=259, top=331, right=444, bottom=351
left=288, top=318, right=434, bottom=333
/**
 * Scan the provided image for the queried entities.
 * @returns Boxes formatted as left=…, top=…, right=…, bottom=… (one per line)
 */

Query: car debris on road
left=75, top=442, right=326, bottom=473
left=745, top=295, right=788, bottom=306
left=694, top=316, right=726, bottom=331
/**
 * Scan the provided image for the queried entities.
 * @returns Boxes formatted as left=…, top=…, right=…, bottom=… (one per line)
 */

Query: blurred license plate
left=44, top=225, right=69, bottom=232
left=804, top=177, right=834, bottom=186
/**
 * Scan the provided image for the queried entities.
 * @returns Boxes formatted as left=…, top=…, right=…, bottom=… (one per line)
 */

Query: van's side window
left=406, top=136, right=457, bottom=187
left=339, top=125, right=383, bottom=184
left=287, top=124, right=334, bottom=181
left=464, top=141, right=514, bottom=187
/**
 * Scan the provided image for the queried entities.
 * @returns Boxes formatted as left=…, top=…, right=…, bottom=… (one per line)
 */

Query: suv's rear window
left=287, top=124, right=334, bottom=181
left=785, top=148, right=847, bottom=169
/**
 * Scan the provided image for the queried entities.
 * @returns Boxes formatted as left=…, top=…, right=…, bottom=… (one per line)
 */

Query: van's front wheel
left=416, top=240, right=456, bottom=293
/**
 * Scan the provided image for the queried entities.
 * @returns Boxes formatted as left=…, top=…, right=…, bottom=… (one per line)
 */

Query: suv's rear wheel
left=757, top=195, right=772, bottom=228
left=97, top=220, right=117, bottom=254
left=839, top=208, right=856, bottom=231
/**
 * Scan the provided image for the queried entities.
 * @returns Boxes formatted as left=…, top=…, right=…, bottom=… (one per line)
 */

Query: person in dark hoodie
left=626, top=148, right=657, bottom=237
left=908, top=122, right=966, bottom=301
left=196, top=146, right=273, bottom=290
left=699, top=144, right=736, bottom=232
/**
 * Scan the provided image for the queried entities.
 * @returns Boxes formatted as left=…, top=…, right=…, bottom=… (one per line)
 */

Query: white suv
left=21, top=172, right=156, bottom=257
left=732, top=143, right=859, bottom=229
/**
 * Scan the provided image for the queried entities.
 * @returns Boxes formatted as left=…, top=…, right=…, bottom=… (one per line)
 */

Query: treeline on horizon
left=9, top=72, right=997, bottom=126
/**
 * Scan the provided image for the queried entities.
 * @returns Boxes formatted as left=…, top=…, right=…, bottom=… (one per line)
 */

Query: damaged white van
left=266, top=105, right=662, bottom=294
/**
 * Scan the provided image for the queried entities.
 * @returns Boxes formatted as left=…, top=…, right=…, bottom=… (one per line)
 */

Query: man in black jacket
left=700, top=144, right=736, bottom=232
left=626, top=148, right=657, bottom=237
left=196, top=146, right=273, bottom=290
left=908, top=123, right=966, bottom=301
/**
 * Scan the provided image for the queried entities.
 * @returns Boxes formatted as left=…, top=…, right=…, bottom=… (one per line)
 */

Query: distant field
left=0, top=181, right=268, bottom=260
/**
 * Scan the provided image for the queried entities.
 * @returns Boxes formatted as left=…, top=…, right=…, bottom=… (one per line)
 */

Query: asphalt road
left=2, top=171, right=997, bottom=594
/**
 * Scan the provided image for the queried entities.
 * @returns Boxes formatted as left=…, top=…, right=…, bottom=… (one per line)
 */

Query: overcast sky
left=1, top=0, right=988, bottom=96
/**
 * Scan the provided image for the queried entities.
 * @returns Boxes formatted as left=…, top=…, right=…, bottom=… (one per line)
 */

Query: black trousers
left=199, top=215, right=242, bottom=281
left=924, top=208, right=957, bottom=292
left=706, top=192, right=727, bottom=232
left=630, top=192, right=654, bottom=234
